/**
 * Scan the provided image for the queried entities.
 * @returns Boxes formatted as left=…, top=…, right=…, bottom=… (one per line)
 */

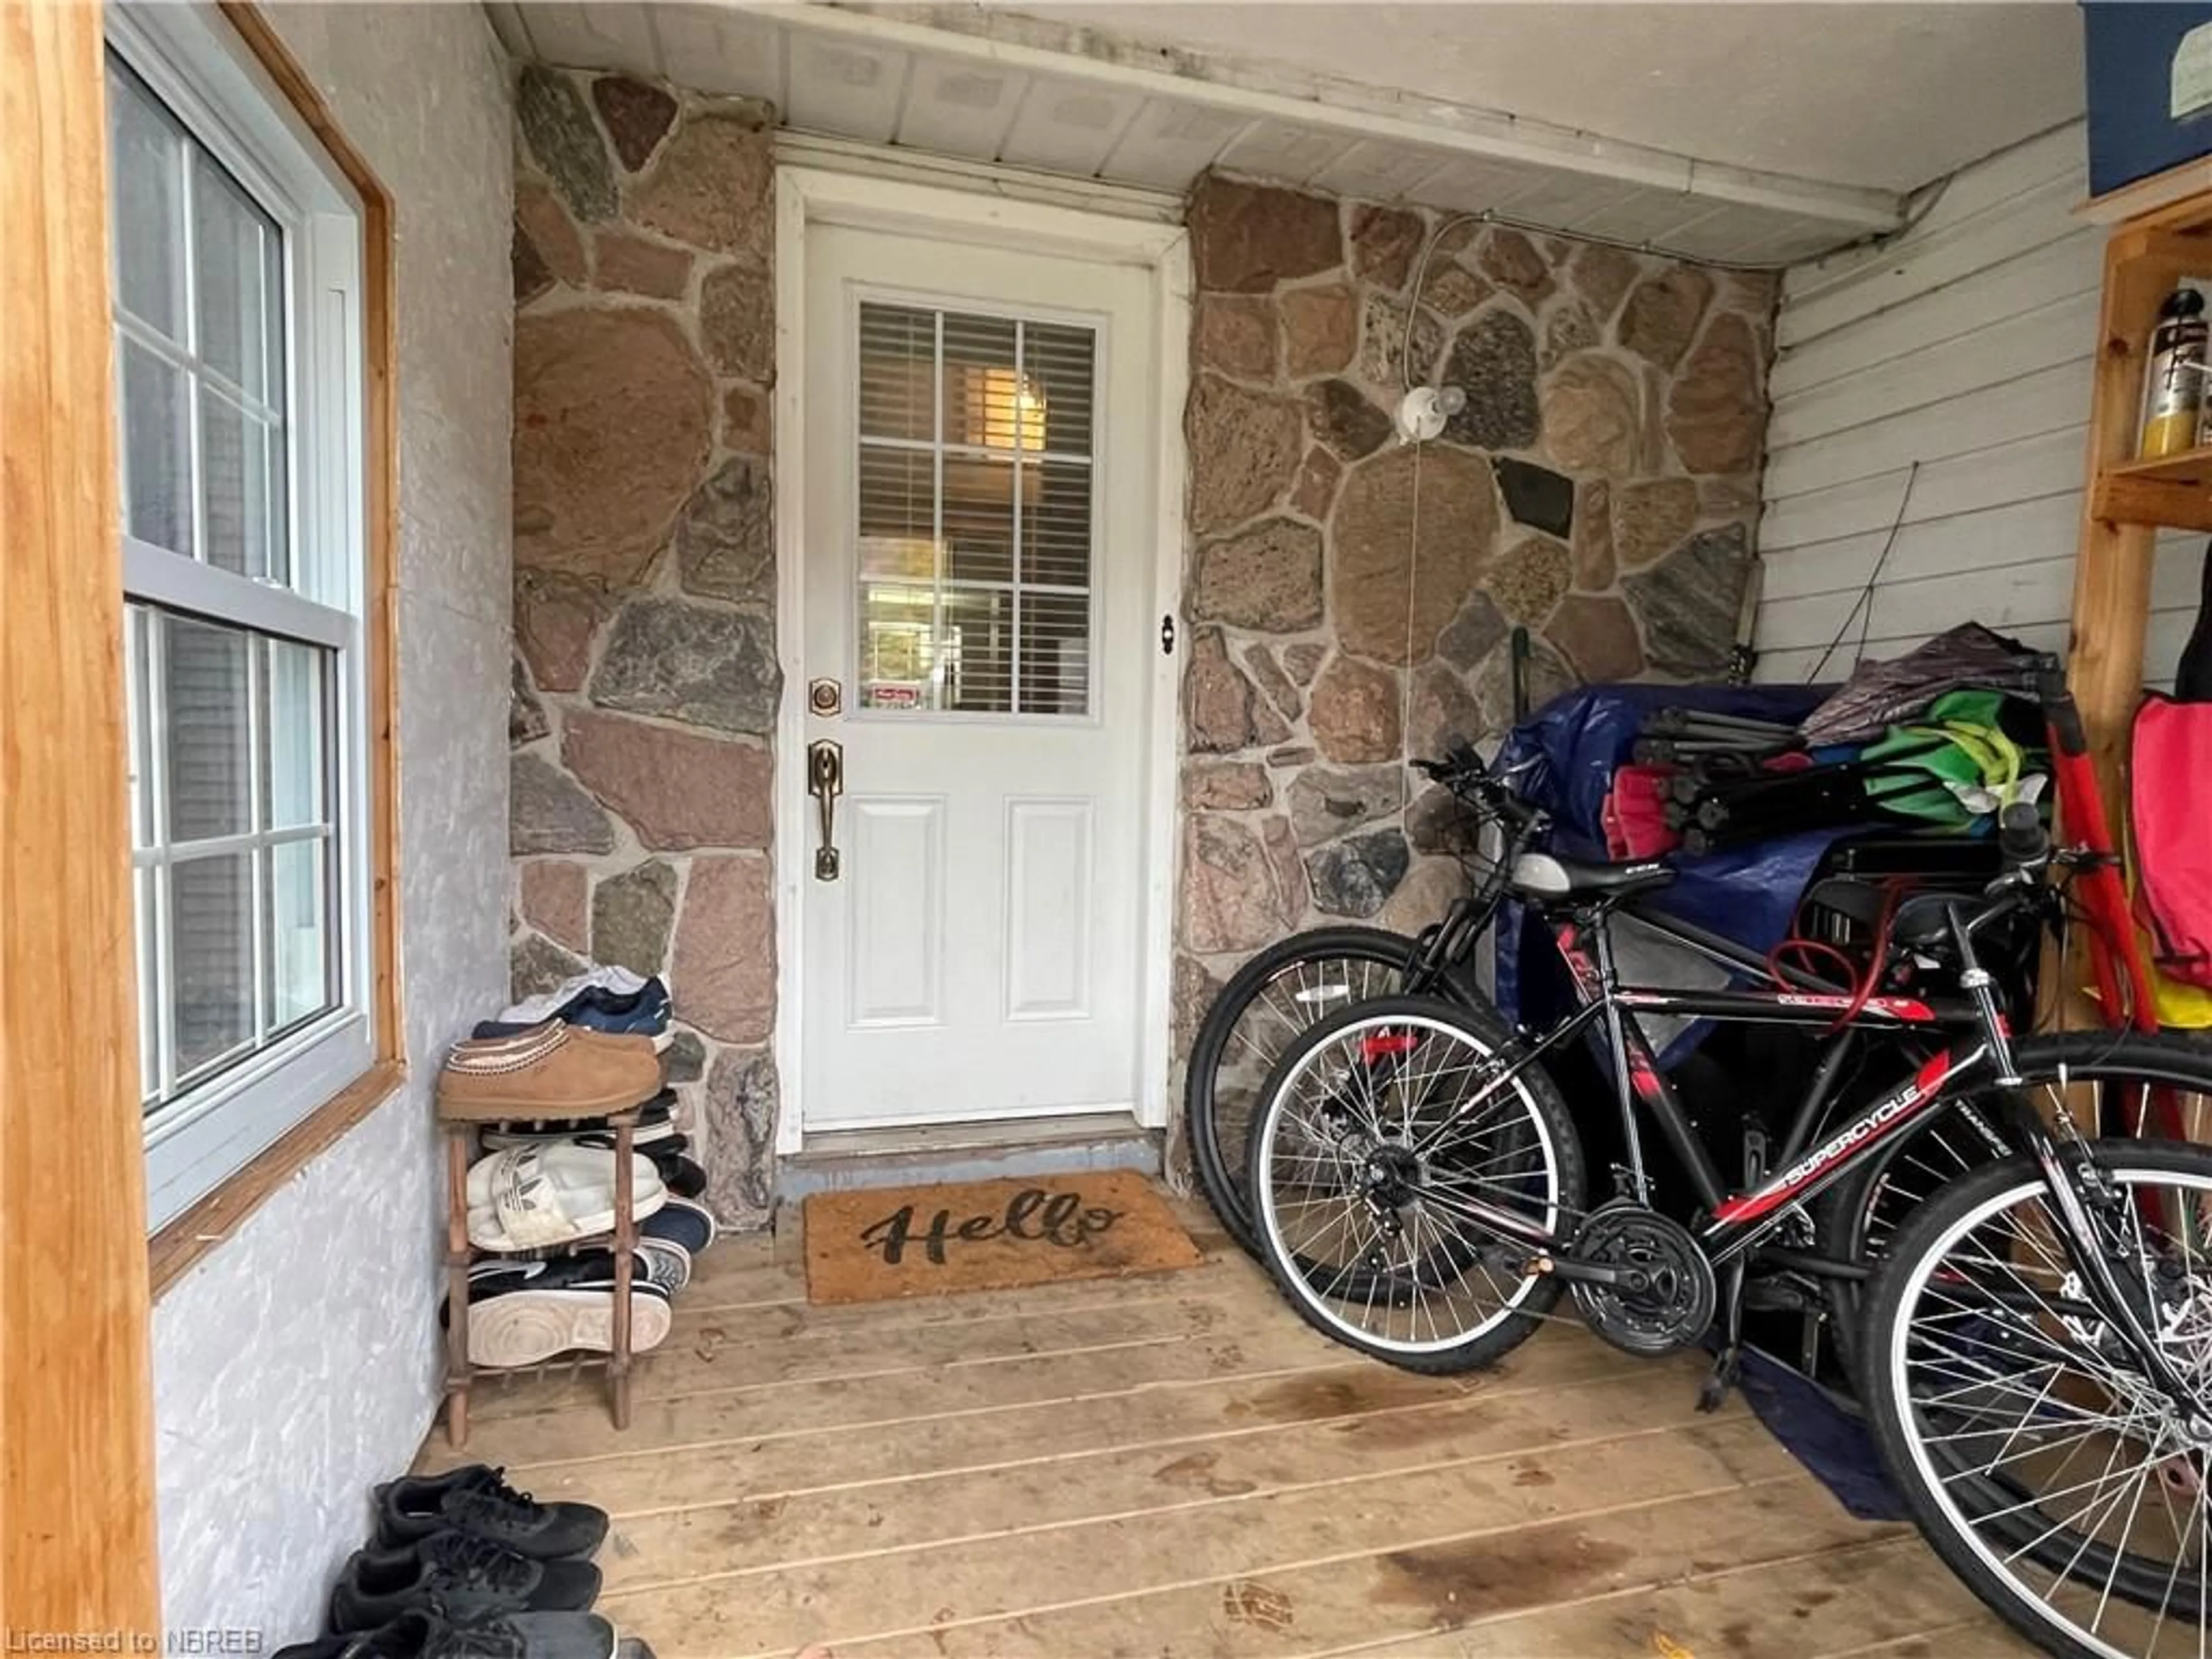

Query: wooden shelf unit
left=2092, top=444, right=2212, bottom=533
left=2067, top=179, right=2212, bottom=815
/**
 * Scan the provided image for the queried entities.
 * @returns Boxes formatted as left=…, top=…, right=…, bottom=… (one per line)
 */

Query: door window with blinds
left=107, top=9, right=373, bottom=1231
left=854, top=300, right=1099, bottom=717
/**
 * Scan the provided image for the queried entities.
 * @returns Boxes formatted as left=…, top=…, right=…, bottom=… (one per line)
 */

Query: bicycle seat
left=1509, top=851, right=1676, bottom=902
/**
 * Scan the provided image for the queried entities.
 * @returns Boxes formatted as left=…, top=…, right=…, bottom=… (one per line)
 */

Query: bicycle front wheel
left=1864, top=1140, right=2212, bottom=1658
left=1819, top=1032, right=2212, bottom=1387
left=1185, top=926, right=1472, bottom=1255
left=1245, top=995, right=1585, bottom=1374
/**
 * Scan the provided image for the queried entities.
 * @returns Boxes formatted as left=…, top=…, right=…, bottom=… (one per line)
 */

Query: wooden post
left=444, top=1128, right=473, bottom=1447
left=2066, top=229, right=2180, bottom=826
left=609, top=1117, right=635, bottom=1430
left=1, top=1, right=162, bottom=1637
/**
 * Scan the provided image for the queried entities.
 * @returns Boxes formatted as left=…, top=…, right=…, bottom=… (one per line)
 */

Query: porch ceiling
left=484, top=1, right=1938, bottom=266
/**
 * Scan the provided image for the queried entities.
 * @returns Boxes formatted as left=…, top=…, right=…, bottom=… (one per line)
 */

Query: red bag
left=1604, top=763, right=1680, bottom=859
left=2131, top=695, right=2212, bottom=989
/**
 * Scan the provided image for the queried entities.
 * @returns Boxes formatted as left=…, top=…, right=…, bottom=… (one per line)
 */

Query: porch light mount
left=1395, top=385, right=1467, bottom=445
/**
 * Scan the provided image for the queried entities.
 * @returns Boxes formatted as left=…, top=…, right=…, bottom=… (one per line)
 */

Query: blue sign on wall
left=2084, top=2, right=2212, bottom=196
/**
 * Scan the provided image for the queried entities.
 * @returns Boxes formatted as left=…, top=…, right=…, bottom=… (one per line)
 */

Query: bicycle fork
left=2017, top=1108, right=2212, bottom=1435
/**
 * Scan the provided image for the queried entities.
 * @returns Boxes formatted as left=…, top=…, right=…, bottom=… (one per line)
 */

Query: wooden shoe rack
left=435, top=1097, right=647, bottom=1446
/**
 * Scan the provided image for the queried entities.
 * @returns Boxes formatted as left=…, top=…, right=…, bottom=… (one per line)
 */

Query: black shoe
left=476, top=1093, right=677, bottom=1147
left=278, top=1609, right=615, bottom=1659
left=374, top=1467, right=608, bottom=1561
left=661, top=1154, right=706, bottom=1200
left=463, top=1251, right=679, bottom=1301
left=331, top=1532, right=601, bottom=1630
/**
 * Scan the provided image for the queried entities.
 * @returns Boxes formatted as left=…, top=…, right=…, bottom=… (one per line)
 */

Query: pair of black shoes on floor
left=278, top=1465, right=619, bottom=1659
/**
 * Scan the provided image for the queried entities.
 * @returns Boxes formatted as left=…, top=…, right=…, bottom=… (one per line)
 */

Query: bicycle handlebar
left=1412, top=748, right=1543, bottom=831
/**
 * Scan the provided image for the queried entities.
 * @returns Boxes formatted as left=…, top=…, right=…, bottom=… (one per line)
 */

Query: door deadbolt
left=807, top=739, right=843, bottom=881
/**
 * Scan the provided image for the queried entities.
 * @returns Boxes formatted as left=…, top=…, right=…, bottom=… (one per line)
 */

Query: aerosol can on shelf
left=2140, top=286, right=2209, bottom=460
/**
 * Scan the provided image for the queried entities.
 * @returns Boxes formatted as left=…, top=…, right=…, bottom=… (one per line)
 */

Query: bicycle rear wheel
left=1185, top=927, right=1471, bottom=1255
left=1863, top=1141, right=2212, bottom=1657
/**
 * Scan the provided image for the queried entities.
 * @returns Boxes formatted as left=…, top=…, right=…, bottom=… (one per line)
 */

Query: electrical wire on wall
left=1805, top=461, right=1921, bottom=685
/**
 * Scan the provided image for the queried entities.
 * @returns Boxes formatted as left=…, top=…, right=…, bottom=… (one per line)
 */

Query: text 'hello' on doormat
left=802, top=1171, right=1206, bottom=1305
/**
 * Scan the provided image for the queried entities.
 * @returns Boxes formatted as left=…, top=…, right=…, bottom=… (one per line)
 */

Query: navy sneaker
left=563, top=979, right=670, bottom=1036
left=373, top=1466, right=607, bottom=1560
left=330, top=1533, right=599, bottom=1631
left=482, top=978, right=669, bottom=1038
left=640, top=1197, right=716, bottom=1256
left=276, top=1610, right=615, bottom=1659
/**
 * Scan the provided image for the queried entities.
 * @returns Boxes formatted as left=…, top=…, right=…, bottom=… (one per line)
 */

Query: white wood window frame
left=107, top=2, right=373, bottom=1233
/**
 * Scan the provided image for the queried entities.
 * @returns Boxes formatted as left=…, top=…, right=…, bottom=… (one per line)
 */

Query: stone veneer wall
left=505, top=66, right=782, bottom=1228
left=1168, top=175, right=1777, bottom=1109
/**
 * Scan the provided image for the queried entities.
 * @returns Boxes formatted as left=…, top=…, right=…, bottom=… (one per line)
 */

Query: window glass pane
left=263, top=639, right=326, bottom=829
left=852, top=304, right=1095, bottom=718
left=126, top=607, right=153, bottom=848
left=135, top=868, right=160, bottom=1105
left=120, top=340, right=193, bottom=558
left=107, top=63, right=184, bottom=340
left=169, top=853, right=255, bottom=1077
left=164, top=615, right=252, bottom=842
left=1025, top=322, right=1095, bottom=456
left=1020, top=592, right=1091, bottom=716
left=1021, top=460, right=1093, bottom=589
left=859, top=583, right=938, bottom=711
left=191, top=152, right=282, bottom=403
left=941, top=313, right=1020, bottom=450
left=267, top=838, right=329, bottom=1033
left=942, top=585, right=1014, bottom=714
left=857, top=447, right=937, bottom=579
left=857, top=304, right=935, bottom=442
left=200, top=387, right=282, bottom=579
left=943, top=457, right=1014, bottom=584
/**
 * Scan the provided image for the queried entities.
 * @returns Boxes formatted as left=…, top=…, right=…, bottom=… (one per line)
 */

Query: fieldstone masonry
left=1169, top=174, right=1775, bottom=1173
left=506, top=65, right=780, bottom=1229
left=504, top=105, right=1778, bottom=1223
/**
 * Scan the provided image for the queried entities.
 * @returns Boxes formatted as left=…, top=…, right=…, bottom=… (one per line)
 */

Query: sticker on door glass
left=854, top=300, right=1097, bottom=716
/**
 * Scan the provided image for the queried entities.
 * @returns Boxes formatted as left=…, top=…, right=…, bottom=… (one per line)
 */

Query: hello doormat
left=802, top=1172, right=1205, bottom=1305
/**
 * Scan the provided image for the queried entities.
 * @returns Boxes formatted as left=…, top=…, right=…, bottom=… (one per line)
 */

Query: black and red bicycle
left=1233, top=718, right=2212, bottom=1657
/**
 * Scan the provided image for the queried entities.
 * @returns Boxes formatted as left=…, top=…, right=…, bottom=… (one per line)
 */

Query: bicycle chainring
left=1568, top=1203, right=1718, bottom=1357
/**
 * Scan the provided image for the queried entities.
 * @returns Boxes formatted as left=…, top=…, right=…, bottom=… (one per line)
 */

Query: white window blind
left=854, top=301, right=1098, bottom=717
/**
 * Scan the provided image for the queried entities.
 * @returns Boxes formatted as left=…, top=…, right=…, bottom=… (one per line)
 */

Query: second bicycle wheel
left=1245, top=995, right=1585, bottom=1374
left=1864, top=1139, right=2212, bottom=1657
left=1818, top=1032, right=2212, bottom=1387
left=1185, top=926, right=1472, bottom=1255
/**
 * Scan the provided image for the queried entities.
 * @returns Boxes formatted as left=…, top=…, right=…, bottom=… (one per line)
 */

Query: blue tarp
left=1491, top=682, right=1844, bottom=1035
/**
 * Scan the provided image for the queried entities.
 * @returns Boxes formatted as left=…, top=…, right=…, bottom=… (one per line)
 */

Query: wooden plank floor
left=416, top=1204, right=2033, bottom=1659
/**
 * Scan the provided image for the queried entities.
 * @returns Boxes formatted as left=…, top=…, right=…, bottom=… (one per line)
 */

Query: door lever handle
left=807, top=739, right=843, bottom=881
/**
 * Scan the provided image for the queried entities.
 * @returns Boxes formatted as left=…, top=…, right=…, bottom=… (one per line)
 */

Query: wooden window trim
left=145, top=1, right=404, bottom=1300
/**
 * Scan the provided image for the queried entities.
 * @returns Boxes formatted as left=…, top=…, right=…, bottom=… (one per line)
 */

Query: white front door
left=798, top=221, right=1158, bottom=1132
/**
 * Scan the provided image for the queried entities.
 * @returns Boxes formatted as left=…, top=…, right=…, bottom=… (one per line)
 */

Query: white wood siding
left=1755, top=122, right=2203, bottom=690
